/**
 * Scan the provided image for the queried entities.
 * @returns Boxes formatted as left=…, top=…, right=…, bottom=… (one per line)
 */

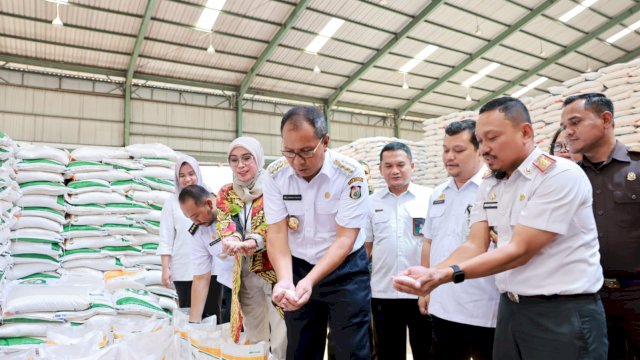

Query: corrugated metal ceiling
left=0, top=0, right=639, bottom=119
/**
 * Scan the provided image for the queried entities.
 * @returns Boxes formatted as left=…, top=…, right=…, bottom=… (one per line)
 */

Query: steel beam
left=397, top=0, right=558, bottom=118
left=471, top=2, right=640, bottom=110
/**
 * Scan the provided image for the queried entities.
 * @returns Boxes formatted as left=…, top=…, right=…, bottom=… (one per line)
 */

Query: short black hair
left=178, top=185, right=212, bottom=206
left=479, top=97, right=531, bottom=125
left=563, top=93, right=614, bottom=119
left=549, top=128, right=563, bottom=156
left=445, top=119, right=479, bottom=150
left=380, top=141, right=412, bottom=163
left=281, top=106, right=328, bottom=139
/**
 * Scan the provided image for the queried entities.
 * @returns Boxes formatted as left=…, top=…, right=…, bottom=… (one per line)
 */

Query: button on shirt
left=470, top=148, right=603, bottom=295
left=263, top=149, right=368, bottom=265
left=365, top=182, right=431, bottom=299
left=424, top=168, right=499, bottom=328
left=580, top=141, right=640, bottom=276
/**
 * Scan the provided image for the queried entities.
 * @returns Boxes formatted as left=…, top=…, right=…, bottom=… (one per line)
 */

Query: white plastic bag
left=16, top=145, right=69, bottom=165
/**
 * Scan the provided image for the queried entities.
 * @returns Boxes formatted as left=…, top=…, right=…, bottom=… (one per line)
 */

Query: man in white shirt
left=263, top=106, right=371, bottom=360
left=364, top=141, right=432, bottom=360
left=394, top=97, right=607, bottom=359
left=423, top=120, right=499, bottom=360
left=178, top=184, right=224, bottom=323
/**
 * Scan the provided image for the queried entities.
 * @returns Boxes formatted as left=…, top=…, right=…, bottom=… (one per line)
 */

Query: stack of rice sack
left=8, top=145, right=69, bottom=281
left=0, top=132, right=20, bottom=287
left=421, top=58, right=640, bottom=187
left=333, top=137, right=430, bottom=189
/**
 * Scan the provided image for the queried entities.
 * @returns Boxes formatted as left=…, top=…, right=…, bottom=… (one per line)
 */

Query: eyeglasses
left=228, top=154, right=254, bottom=167
left=281, top=137, right=324, bottom=159
left=552, top=142, right=569, bottom=153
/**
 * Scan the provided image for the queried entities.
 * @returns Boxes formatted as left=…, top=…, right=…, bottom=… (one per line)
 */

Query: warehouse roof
left=1, top=0, right=639, bottom=119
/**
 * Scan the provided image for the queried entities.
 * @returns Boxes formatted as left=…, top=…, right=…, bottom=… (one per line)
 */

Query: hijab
left=227, top=137, right=265, bottom=203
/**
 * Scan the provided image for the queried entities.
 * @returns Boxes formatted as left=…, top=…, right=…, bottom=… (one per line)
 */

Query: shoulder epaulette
left=333, top=158, right=355, bottom=176
left=267, top=157, right=289, bottom=177
left=482, top=169, right=493, bottom=179
left=532, top=153, right=556, bottom=173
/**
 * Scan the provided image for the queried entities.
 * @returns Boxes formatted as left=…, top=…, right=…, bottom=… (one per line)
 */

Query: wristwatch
left=450, top=265, right=465, bottom=283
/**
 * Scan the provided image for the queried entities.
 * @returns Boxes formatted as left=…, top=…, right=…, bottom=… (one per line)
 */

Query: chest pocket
left=285, top=201, right=305, bottom=216
left=316, top=200, right=338, bottom=233
left=428, top=203, right=445, bottom=218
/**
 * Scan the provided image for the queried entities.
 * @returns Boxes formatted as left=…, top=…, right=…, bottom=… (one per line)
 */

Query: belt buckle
left=507, top=292, right=520, bottom=303
left=603, top=278, right=621, bottom=289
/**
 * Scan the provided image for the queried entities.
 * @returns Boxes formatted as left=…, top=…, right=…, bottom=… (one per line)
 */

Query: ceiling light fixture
left=539, top=40, right=546, bottom=57
left=605, top=19, right=640, bottom=44
left=398, top=44, right=438, bottom=74
left=474, top=16, right=482, bottom=36
left=402, top=72, right=409, bottom=89
left=465, top=87, right=472, bottom=102
left=313, top=65, right=321, bottom=73
left=206, top=33, right=215, bottom=54
left=195, top=0, right=226, bottom=32
left=558, top=0, right=598, bottom=23
left=511, top=77, right=548, bottom=98
left=461, top=62, right=500, bottom=88
left=52, top=3, right=64, bottom=27
left=304, top=18, right=345, bottom=54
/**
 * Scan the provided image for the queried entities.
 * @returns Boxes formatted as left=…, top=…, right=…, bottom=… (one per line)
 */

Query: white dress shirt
left=365, top=182, right=432, bottom=299
left=263, top=150, right=368, bottom=264
left=156, top=196, right=194, bottom=281
left=470, top=148, right=604, bottom=295
left=424, top=168, right=499, bottom=328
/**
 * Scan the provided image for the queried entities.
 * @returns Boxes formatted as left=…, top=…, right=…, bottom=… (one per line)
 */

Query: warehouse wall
left=0, top=69, right=425, bottom=160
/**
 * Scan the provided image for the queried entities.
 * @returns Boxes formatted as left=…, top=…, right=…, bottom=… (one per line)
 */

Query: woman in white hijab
left=157, top=155, right=219, bottom=316
left=217, top=137, right=287, bottom=360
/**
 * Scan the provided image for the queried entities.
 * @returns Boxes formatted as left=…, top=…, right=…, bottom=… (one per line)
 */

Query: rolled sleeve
left=156, top=198, right=176, bottom=256
left=518, top=167, right=590, bottom=235
left=336, top=167, right=369, bottom=229
left=263, top=174, right=288, bottom=225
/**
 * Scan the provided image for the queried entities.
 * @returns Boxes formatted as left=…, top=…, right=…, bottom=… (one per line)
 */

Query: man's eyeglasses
left=552, top=142, right=570, bottom=153
left=228, top=154, right=254, bottom=167
left=281, top=137, right=325, bottom=159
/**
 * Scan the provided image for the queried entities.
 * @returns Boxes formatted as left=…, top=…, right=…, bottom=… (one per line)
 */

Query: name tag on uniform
left=188, top=223, right=199, bottom=235
left=413, top=218, right=425, bottom=236
left=432, top=199, right=445, bottom=205
left=209, top=238, right=221, bottom=247
left=283, top=194, right=302, bottom=201
left=483, top=201, right=498, bottom=209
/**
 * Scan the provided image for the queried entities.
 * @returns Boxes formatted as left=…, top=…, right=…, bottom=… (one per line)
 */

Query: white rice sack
left=19, top=181, right=67, bottom=196
left=61, top=248, right=106, bottom=262
left=141, top=221, right=160, bottom=235
left=68, top=170, right=133, bottom=182
left=113, top=288, right=167, bottom=317
left=65, top=161, right=112, bottom=175
left=188, top=328, right=223, bottom=360
left=583, top=72, right=602, bottom=81
left=129, top=167, right=174, bottom=180
left=102, top=158, right=145, bottom=171
left=0, top=323, right=65, bottom=338
left=10, top=228, right=63, bottom=243
left=2, top=280, right=90, bottom=314
left=16, top=145, right=69, bottom=165
left=11, top=241, right=62, bottom=258
left=619, top=132, right=640, bottom=144
left=4, top=263, right=60, bottom=280
left=104, top=202, right=150, bottom=215
left=137, top=158, right=175, bottom=168
left=15, top=171, right=63, bottom=184
left=16, top=159, right=66, bottom=173
left=100, top=245, right=142, bottom=256
left=110, top=179, right=150, bottom=194
left=16, top=195, right=65, bottom=211
left=65, top=204, right=108, bottom=216
left=125, top=143, right=177, bottom=161
left=0, top=181, right=21, bottom=203
left=0, top=131, right=16, bottom=147
left=120, top=255, right=161, bottom=267
left=65, top=236, right=132, bottom=251
left=63, top=225, right=107, bottom=239
left=102, top=224, right=147, bottom=236
left=65, top=192, right=128, bottom=205
left=146, top=286, right=177, bottom=299
left=138, top=177, right=175, bottom=192
left=0, top=337, right=46, bottom=349
left=47, top=291, right=115, bottom=322
left=104, top=269, right=147, bottom=291
left=61, top=257, right=124, bottom=271
left=158, top=296, right=178, bottom=312
left=70, top=147, right=130, bottom=162
left=10, top=252, right=59, bottom=266
left=114, top=323, right=178, bottom=359
left=547, top=85, right=567, bottom=95
left=68, top=215, right=135, bottom=227
left=0, top=147, right=14, bottom=162
left=123, top=234, right=159, bottom=246
left=603, top=77, right=631, bottom=89
left=143, top=271, right=163, bottom=287
left=128, top=210, right=161, bottom=223
left=615, top=126, right=636, bottom=136
left=66, top=180, right=111, bottom=195
left=19, top=208, right=65, bottom=224
left=12, top=216, right=63, bottom=233
left=58, top=267, right=105, bottom=280
left=127, top=190, right=171, bottom=206
left=564, top=80, right=605, bottom=95
left=221, top=341, right=269, bottom=360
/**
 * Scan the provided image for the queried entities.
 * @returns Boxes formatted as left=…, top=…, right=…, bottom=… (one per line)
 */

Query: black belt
left=504, top=292, right=597, bottom=304
left=602, top=277, right=640, bottom=289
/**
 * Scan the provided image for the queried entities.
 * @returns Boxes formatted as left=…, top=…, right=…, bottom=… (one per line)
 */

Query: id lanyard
left=241, top=201, right=253, bottom=236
